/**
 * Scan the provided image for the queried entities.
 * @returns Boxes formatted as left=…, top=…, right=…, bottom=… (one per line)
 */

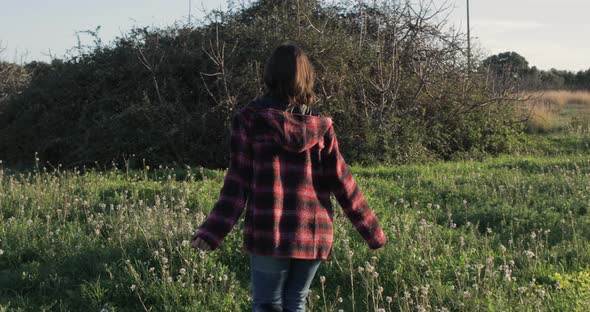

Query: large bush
left=0, top=0, right=523, bottom=169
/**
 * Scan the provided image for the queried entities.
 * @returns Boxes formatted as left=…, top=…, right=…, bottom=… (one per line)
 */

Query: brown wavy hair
left=263, top=44, right=317, bottom=109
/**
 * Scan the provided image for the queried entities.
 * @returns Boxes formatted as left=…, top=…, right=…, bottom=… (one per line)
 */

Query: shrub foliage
left=0, top=0, right=523, bottom=169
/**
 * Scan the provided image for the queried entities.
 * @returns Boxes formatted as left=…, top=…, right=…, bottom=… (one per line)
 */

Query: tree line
left=483, top=51, right=590, bottom=91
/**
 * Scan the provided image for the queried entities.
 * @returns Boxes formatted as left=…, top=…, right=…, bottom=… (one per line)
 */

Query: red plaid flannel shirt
left=194, top=99, right=387, bottom=259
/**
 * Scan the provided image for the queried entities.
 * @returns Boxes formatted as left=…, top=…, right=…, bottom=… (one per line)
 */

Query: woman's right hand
left=191, top=235, right=212, bottom=251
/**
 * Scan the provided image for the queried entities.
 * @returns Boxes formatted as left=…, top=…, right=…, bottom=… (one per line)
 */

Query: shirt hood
left=246, top=98, right=333, bottom=153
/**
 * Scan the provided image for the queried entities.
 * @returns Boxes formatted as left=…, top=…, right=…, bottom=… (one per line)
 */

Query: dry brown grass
left=528, top=90, right=590, bottom=107
left=519, top=90, right=590, bottom=133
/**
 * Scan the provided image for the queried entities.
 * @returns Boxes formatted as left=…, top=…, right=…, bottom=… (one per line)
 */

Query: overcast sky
left=446, top=0, right=589, bottom=71
left=1, top=0, right=588, bottom=71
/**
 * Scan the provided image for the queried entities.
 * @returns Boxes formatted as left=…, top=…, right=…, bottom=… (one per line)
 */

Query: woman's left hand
left=191, top=235, right=212, bottom=251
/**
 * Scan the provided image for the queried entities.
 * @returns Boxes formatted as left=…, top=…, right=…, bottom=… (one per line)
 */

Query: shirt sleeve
left=194, top=110, right=252, bottom=250
left=321, top=125, right=386, bottom=250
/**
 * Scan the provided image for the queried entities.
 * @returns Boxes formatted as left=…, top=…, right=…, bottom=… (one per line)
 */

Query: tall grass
left=529, top=90, right=590, bottom=107
left=1, top=148, right=590, bottom=311
left=521, top=90, right=590, bottom=134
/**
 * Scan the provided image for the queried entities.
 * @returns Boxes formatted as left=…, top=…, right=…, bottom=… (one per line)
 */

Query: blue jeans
left=250, top=254, right=322, bottom=312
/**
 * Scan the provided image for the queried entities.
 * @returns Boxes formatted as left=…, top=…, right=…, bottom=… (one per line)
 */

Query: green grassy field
left=1, top=133, right=590, bottom=311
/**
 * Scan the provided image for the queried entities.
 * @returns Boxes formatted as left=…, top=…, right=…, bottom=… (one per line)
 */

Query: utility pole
left=188, top=0, right=192, bottom=25
left=467, top=0, right=471, bottom=74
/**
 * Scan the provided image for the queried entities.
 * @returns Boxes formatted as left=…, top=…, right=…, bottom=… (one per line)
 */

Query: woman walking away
left=191, top=43, right=387, bottom=312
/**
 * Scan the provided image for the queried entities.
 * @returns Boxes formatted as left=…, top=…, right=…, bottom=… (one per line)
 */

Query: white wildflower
left=403, top=291, right=411, bottom=300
